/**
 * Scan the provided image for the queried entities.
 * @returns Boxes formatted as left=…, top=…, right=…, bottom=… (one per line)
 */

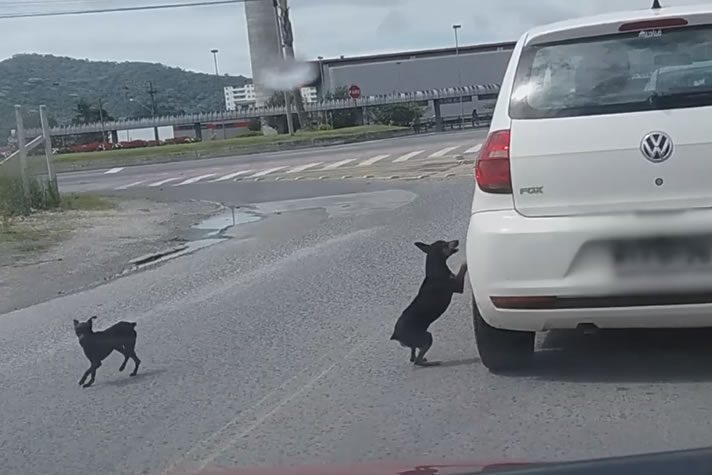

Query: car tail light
left=475, top=129, right=512, bottom=194
left=619, top=18, right=688, bottom=32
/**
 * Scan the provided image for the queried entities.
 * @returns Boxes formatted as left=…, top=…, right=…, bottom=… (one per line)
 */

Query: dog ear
left=73, top=319, right=79, bottom=326
left=89, top=316, right=97, bottom=322
left=414, top=242, right=430, bottom=253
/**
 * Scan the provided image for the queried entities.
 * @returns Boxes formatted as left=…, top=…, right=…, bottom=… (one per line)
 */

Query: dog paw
left=119, top=366, right=126, bottom=372
left=82, top=382, right=93, bottom=388
left=130, top=372, right=138, bottom=377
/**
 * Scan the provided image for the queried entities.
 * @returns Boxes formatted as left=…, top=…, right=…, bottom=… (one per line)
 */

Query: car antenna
left=652, top=0, right=662, bottom=9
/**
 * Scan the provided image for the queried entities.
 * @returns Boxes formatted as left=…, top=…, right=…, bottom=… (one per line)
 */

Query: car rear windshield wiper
left=648, top=88, right=712, bottom=105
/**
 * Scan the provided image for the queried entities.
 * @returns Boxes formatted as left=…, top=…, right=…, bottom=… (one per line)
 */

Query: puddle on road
left=192, top=208, right=262, bottom=237
left=128, top=207, right=262, bottom=272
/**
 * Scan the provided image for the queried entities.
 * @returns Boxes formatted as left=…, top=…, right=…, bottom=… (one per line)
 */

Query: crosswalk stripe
left=286, top=162, right=323, bottom=174
left=322, top=158, right=356, bottom=170
left=115, top=181, right=144, bottom=190
left=249, top=166, right=287, bottom=178
left=393, top=150, right=425, bottom=163
left=464, top=143, right=483, bottom=154
left=104, top=167, right=124, bottom=174
left=358, top=154, right=390, bottom=166
left=429, top=146, right=460, bottom=158
left=147, top=177, right=182, bottom=187
left=173, top=174, right=217, bottom=186
left=210, top=170, right=253, bottom=182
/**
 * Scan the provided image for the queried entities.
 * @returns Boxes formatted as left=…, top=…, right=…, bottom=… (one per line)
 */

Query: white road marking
left=114, top=181, right=144, bottom=190
left=464, top=143, right=483, bottom=154
left=358, top=154, right=390, bottom=166
left=286, top=162, right=323, bottom=174
left=210, top=170, right=253, bottom=182
left=392, top=150, right=425, bottom=163
left=147, top=177, right=182, bottom=187
left=429, top=146, right=460, bottom=158
left=249, top=166, right=287, bottom=178
left=104, top=167, right=124, bottom=174
left=173, top=174, right=217, bottom=186
left=322, top=158, right=356, bottom=170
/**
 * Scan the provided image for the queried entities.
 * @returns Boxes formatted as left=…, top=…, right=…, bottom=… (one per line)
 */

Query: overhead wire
left=0, top=0, right=248, bottom=19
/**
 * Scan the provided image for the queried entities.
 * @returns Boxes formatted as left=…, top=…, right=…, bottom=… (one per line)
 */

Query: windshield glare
left=510, top=26, right=712, bottom=119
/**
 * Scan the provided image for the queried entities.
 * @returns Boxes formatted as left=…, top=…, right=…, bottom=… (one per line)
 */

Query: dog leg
left=82, top=361, right=102, bottom=388
left=78, top=367, right=92, bottom=386
left=117, top=348, right=129, bottom=372
left=410, top=347, right=417, bottom=362
left=124, top=341, right=141, bottom=376
left=414, top=332, right=441, bottom=367
left=451, top=263, right=468, bottom=294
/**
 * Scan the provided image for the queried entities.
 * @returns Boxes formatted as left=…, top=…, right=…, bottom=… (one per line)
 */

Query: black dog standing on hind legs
left=390, top=240, right=468, bottom=367
left=73, top=316, right=141, bottom=388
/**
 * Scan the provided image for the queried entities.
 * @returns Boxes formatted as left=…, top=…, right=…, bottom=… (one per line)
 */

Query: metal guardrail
left=24, top=83, right=501, bottom=137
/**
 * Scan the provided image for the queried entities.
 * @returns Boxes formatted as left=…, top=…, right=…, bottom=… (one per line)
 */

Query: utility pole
left=277, top=0, right=308, bottom=130
left=14, top=105, right=29, bottom=200
left=453, top=24, right=464, bottom=129
left=39, top=105, right=57, bottom=192
left=272, top=0, right=294, bottom=135
left=147, top=81, right=160, bottom=141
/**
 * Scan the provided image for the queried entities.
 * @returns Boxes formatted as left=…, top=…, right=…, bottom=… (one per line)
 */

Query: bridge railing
left=25, top=83, right=500, bottom=137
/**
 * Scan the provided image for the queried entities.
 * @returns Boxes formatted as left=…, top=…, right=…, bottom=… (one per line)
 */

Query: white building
left=224, top=83, right=317, bottom=110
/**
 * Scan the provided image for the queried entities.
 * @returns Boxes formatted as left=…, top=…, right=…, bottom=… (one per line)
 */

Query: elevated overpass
left=25, top=83, right=501, bottom=138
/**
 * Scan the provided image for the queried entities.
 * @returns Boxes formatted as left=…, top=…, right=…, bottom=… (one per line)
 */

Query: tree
left=71, top=98, right=115, bottom=143
left=324, top=86, right=358, bottom=129
left=371, top=103, right=424, bottom=127
left=72, top=98, right=114, bottom=125
left=265, top=91, right=302, bottom=134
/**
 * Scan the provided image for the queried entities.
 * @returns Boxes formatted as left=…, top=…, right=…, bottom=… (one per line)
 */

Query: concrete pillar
left=245, top=0, right=281, bottom=133
left=433, top=99, right=443, bottom=132
left=193, top=123, right=203, bottom=141
left=111, top=130, right=119, bottom=143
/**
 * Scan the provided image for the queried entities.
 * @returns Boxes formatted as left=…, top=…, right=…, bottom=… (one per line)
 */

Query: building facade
left=311, top=41, right=516, bottom=119
left=224, top=83, right=318, bottom=110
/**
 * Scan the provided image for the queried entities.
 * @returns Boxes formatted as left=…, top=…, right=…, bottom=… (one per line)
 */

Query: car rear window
left=509, top=25, right=712, bottom=119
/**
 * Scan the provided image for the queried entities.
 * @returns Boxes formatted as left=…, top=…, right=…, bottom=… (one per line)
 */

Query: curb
left=129, top=245, right=188, bottom=266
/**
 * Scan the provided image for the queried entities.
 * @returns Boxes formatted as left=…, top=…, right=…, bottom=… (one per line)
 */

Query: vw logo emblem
left=640, top=132, right=673, bottom=163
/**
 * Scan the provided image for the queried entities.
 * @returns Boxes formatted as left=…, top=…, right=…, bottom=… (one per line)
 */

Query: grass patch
left=0, top=214, right=71, bottom=260
left=55, top=125, right=407, bottom=164
left=0, top=192, right=112, bottom=262
left=60, top=193, right=115, bottom=211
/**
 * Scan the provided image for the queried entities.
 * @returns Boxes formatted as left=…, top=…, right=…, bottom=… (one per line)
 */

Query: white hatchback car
left=467, top=2, right=712, bottom=372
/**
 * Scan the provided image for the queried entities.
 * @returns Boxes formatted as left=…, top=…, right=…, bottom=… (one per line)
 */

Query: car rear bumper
left=466, top=208, right=712, bottom=332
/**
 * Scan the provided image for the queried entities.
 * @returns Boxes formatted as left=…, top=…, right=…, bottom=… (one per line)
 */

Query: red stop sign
left=348, top=85, right=361, bottom=99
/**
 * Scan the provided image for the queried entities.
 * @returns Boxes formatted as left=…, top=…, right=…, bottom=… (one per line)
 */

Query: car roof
left=524, top=4, right=712, bottom=44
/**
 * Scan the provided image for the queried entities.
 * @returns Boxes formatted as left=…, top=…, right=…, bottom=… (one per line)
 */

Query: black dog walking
left=391, top=240, right=468, bottom=366
left=73, top=316, right=141, bottom=388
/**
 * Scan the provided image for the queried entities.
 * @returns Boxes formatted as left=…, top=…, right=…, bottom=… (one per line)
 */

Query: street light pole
left=211, top=49, right=227, bottom=139
left=453, top=24, right=464, bottom=129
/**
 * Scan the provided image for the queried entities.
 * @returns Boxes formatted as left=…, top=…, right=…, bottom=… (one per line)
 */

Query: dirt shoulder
left=0, top=197, right=220, bottom=315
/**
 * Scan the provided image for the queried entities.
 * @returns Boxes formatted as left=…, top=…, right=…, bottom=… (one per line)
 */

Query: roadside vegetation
left=0, top=169, right=113, bottom=256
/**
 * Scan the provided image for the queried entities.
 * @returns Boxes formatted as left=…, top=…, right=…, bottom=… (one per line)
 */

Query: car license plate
left=612, top=237, right=712, bottom=276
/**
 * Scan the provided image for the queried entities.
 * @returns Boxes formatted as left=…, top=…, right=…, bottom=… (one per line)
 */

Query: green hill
left=0, top=54, right=250, bottom=140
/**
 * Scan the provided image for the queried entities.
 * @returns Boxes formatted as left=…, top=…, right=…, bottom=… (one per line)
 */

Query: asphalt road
left=4, top=177, right=712, bottom=475
left=58, top=129, right=485, bottom=192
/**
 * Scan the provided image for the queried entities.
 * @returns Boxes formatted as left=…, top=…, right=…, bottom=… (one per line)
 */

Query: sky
left=0, top=0, right=709, bottom=78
